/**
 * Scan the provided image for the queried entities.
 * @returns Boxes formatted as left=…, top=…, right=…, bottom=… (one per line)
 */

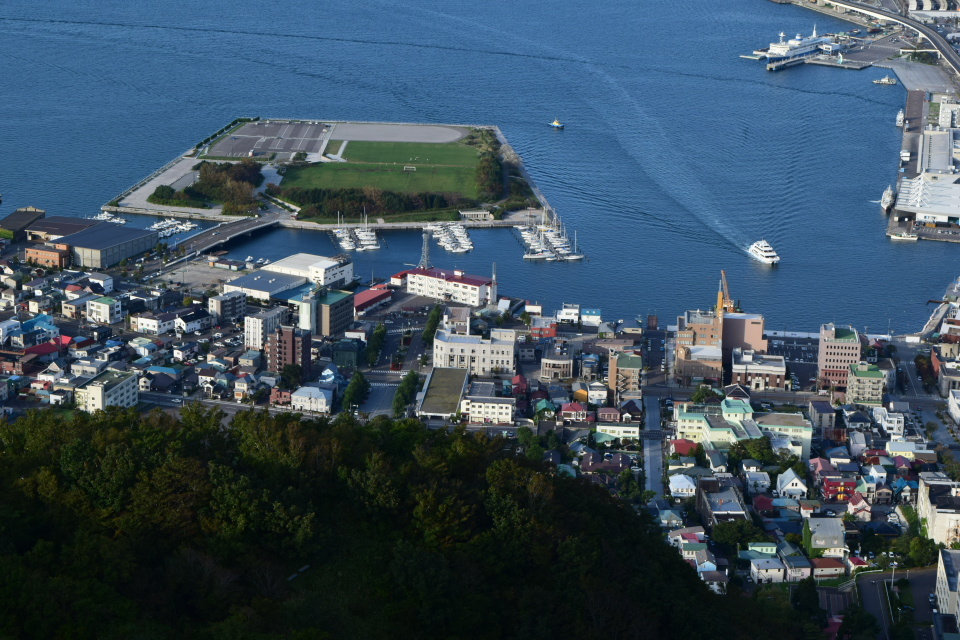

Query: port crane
left=716, top=270, right=740, bottom=315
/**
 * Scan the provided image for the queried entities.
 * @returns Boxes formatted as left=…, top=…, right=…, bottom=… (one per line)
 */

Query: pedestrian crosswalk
left=369, top=382, right=399, bottom=388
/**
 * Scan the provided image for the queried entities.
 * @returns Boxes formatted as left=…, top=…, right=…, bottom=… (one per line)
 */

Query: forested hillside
left=0, top=406, right=805, bottom=639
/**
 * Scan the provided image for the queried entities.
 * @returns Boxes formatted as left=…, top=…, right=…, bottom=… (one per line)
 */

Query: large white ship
left=763, top=26, right=833, bottom=63
left=748, top=239, right=780, bottom=265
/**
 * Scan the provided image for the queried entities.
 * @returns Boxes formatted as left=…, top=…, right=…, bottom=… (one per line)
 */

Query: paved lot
left=120, top=156, right=216, bottom=216
left=876, top=57, right=956, bottom=93
left=330, top=122, right=468, bottom=144
left=210, top=121, right=332, bottom=158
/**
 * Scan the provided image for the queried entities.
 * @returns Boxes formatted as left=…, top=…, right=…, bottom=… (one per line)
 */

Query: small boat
left=890, top=231, right=919, bottom=241
left=874, top=75, right=897, bottom=85
left=896, top=109, right=905, bottom=128
left=256, top=258, right=265, bottom=264
left=245, top=255, right=254, bottom=262
left=548, top=118, right=564, bottom=130
left=881, top=185, right=895, bottom=212
left=748, top=239, right=780, bottom=265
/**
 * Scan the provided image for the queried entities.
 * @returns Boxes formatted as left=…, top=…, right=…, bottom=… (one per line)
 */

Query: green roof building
left=846, top=361, right=884, bottom=407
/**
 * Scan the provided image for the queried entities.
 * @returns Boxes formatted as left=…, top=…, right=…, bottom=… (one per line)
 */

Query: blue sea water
left=0, top=0, right=951, bottom=332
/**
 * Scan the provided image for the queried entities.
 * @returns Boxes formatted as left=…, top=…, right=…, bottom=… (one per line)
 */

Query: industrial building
left=223, top=270, right=306, bottom=301
left=25, top=216, right=99, bottom=241
left=0, top=206, right=46, bottom=241
left=262, top=252, right=354, bottom=289
left=55, top=223, right=159, bottom=268
left=24, top=245, right=71, bottom=269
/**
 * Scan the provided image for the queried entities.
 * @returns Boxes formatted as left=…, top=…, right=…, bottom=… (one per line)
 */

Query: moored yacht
left=748, top=239, right=780, bottom=265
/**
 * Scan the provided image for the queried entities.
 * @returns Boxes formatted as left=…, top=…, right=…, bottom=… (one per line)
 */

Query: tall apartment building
left=818, top=323, right=862, bottom=389
left=608, top=351, right=643, bottom=398
left=244, top=307, right=289, bottom=350
left=208, top=290, right=246, bottom=324
left=935, top=548, right=960, bottom=618
left=265, top=325, right=311, bottom=376
left=846, top=362, right=885, bottom=407
left=75, top=370, right=138, bottom=412
left=433, top=329, right=516, bottom=376
left=317, top=289, right=354, bottom=337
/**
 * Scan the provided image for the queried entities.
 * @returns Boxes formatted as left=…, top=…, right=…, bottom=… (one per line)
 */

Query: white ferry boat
left=748, top=239, right=780, bottom=265
left=763, top=27, right=832, bottom=63
left=881, top=185, right=895, bottom=212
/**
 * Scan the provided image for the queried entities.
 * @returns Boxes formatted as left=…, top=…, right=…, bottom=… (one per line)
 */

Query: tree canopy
left=0, top=406, right=807, bottom=639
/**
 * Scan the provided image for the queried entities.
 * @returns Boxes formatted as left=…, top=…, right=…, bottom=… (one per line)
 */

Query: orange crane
left=716, top=270, right=738, bottom=315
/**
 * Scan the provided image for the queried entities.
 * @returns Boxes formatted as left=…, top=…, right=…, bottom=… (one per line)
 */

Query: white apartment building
left=459, top=395, right=516, bottom=425
left=873, top=406, right=906, bottom=439
left=403, top=267, right=496, bottom=307
left=918, top=472, right=960, bottom=546
left=244, top=307, right=288, bottom=350
left=433, top=329, right=516, bottom=376
left=75, top=370, right=138, bottom=412
left=86, top=296, right=122, bottom=325
left=935, top=549, right=960, bottom=617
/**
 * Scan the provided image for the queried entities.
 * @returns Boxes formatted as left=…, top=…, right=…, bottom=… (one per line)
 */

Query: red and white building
left=393, top=267, right=496, bottom=307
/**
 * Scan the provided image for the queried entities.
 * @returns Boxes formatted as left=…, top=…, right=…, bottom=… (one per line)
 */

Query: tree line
left=267, top=183, right=458, bottom=218
left=0, top=405, right=811, bottom=639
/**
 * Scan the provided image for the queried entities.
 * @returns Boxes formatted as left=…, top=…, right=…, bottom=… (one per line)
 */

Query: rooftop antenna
left=417, top=230, right=431, bottom=269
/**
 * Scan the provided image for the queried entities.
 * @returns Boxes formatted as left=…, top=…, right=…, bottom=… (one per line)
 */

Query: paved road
left=857, top=567, right=936, bottom=640
left=643, top=395, right=664, bottom=498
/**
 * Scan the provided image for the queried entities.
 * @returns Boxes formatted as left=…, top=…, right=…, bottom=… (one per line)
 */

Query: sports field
left=339, top=141, right=479, bottom=166
left=282, top=162, right=478, bottom=198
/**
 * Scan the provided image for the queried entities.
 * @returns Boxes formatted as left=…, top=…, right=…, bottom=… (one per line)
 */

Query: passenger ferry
left=748, top=239, right=780, bottom=265
left=761, top=26, right=833, bottom=63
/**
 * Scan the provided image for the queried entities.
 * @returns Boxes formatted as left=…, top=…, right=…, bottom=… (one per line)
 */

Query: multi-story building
left=459, top=381, right=516, bottom=424
left=262, top=253, right=354, bottom=289
left=818, top=323, right=862, bottom=390
left=540, top=344, right=574, bottom=381
left=86, top=296, right=122, bottom=325
left=676, top=309, right=722, bottom=349
left=676, top=398, right=813, bottom=458
left=608, top=351, right=643, bottom=397
left=316, top=289, right=354, bottom=337
left=918, top=472, right=960, bottom=546
left=25, top=245, right=70, bottom=268
left=433, top=329, right=515, bottom=376
left=935, top=548, right=960, bottom=617
left=265, top=325, right=311, bottom=376
left=244, top=307, right=289, bottom=350
left=401, top=267, right=496, bottom=307
left=721, top=312, right=768, bottom=355
left=208, top=291, right=246, bottom=324
left=175, top=309, right=214, bottom=334
left=846, top=362, right=885, bottom=407
left=75, top=370, right=138, bottom=412
left=731, top=348, right=787, bottom=391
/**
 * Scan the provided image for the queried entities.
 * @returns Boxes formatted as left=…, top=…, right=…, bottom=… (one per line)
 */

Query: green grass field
left=283, top=162, right=478, bottom=198
left=340, top=141, right=479, bottom=166
left=325, top=140, right=344, bottom=156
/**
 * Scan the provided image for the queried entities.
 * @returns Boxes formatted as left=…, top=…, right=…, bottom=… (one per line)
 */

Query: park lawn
left=340, top=141, right=479, bottom=166
left=282, top=163, right=478, bottom=198
left=325, top=140, right=344, bottom=156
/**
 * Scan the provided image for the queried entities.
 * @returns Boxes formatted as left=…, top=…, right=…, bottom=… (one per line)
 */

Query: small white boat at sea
left=889, top=231, right=919, bottom=241
left=748, top=239, right=780, bottom=265
left=874, top=75, right=897, bottom=85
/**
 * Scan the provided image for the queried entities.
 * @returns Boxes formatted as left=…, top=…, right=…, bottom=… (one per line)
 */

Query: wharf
left=805, top=56, right=872, bottom=70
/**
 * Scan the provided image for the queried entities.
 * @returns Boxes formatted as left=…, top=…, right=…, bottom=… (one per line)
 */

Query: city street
left=643, top=395, right=664, bottom=499
left=856, top=567, right=936, bottom=640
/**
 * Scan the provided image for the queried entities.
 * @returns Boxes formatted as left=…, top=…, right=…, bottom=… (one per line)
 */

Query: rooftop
left=58, top=222, right=157, bottom=250
left=78, top=369, right=135, bottom=392
left=408, top=267, right=491, bottom=288
left=225, top=270, right=306, bottom=293
left=263, top=252, right=342, bottom=276
left=850, top=362, right=884, bottom=378
left=0, top=207, right=45, bottom=232
left=614, top=353, right=643, bottom=369
left=419, top=367, right=469, bottom=416
left=26, top=216, right=98, bottom=237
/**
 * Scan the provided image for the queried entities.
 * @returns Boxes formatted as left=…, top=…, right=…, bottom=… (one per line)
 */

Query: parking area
left=208, top=121, right=332, bottom=158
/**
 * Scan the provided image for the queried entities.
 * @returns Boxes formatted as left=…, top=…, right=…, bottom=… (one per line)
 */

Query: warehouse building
left=262, top=252, right=354, bottom=289
left=55, top=223, right=158, bottom=268
left=26, top=216, right=99, bottom=242
left=223, top=270, right=306, bottom=301
left=0, top=206, right=46, bottom=241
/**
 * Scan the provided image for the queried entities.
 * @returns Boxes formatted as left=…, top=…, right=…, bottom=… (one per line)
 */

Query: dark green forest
left=0, top=406, right=807, bottom=639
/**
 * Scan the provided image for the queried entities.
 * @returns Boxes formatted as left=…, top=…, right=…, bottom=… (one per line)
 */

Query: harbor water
left=0, top=0, right=951, bottom=332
